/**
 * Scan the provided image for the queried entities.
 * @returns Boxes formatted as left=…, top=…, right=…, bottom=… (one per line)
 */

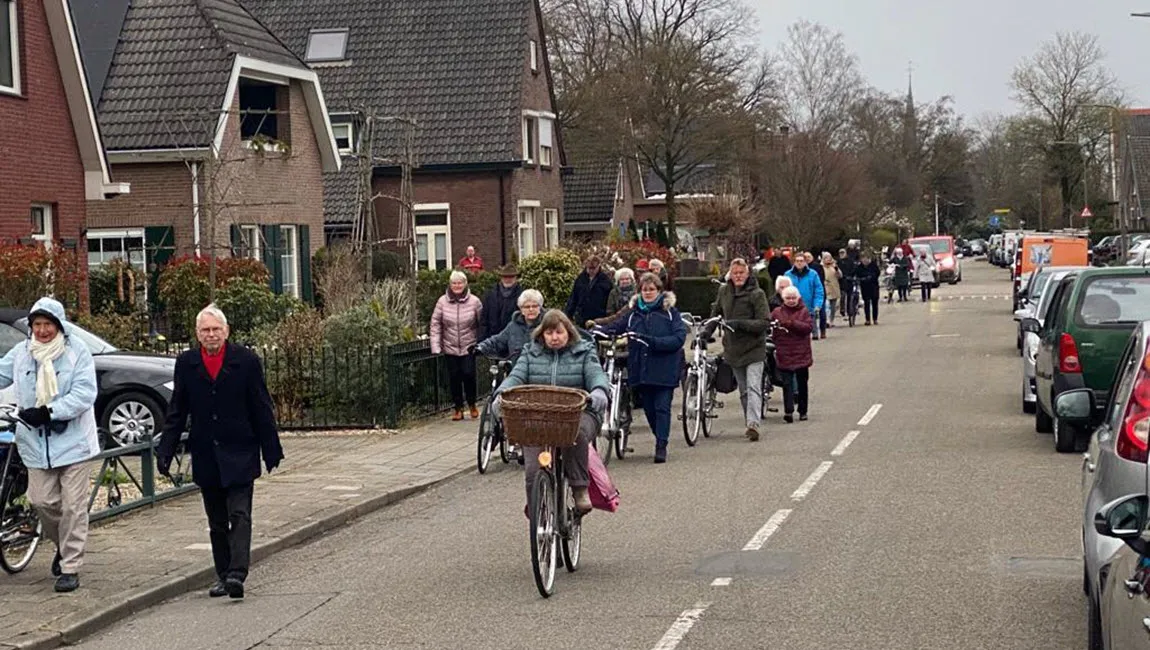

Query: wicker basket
left=500, top=385, right=588, bottom=448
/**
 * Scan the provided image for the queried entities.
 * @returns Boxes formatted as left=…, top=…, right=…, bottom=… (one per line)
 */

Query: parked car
left=1017, top=267, right=1089, bottom=413
left=908, top=235, right=962, bottom=283
left=968, top=239, right=986, bottom=256
left=1026, top=267, right=1150, bottom=452
left=1054, top=328, right=1150, bottom=649
left=0, top=309, right=175, bottom=448
left=1125, top=239, right=1150, bottom=266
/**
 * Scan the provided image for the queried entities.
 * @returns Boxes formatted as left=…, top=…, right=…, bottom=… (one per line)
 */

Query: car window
left=1029, top=271, right=1054, bottom=301
left=1043, top=278, right=1074, bottom=335
left=0, top=324, right=26, bottom=357
left=1075, top=276, right=1150, bottom=326
left=1107, top=333, right=1142, bottom=431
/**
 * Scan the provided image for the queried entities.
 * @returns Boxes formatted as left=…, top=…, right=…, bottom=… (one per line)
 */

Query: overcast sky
left=752, top=0, right=1150, bottom=123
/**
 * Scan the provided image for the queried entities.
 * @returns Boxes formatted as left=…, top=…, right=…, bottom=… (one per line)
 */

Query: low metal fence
left=87, top=435, right=197, bottom=523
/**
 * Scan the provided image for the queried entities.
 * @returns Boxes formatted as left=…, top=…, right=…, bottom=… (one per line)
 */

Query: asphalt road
left=77, top=260, right=1086, bottom=650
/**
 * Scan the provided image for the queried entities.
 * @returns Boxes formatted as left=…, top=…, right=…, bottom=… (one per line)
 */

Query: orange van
left=1019, top=235, right=1089, bottom=277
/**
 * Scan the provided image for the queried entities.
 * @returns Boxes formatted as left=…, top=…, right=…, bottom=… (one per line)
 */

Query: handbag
left=712, top=357, right=738, bottom=394
left=587, top=448, right=619, bottom=512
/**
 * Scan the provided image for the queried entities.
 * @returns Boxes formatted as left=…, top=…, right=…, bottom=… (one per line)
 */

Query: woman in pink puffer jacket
left=431, top=271, right=484, bottom=420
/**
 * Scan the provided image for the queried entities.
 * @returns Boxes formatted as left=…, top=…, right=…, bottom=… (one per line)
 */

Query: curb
left=4, top=464, right=473, bottom=650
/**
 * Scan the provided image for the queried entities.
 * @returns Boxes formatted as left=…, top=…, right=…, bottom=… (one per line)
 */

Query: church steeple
left=902, top=61, right=918, bottom=158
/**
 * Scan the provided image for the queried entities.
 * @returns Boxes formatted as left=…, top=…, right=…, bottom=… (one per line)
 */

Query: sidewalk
left=0, top=416, right=478, bottom=649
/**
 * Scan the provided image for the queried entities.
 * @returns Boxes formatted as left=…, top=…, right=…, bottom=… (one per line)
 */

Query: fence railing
left=87, top=434, right=197, bottom=523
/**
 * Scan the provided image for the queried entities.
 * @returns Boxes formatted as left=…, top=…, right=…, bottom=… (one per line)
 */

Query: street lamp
left=933, top=193, right=963, bottom=236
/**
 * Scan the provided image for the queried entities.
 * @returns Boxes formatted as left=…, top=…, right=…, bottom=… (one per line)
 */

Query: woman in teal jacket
left=0, top=297, right=98, bottom=593
left=495, top=310, right=609, bottom=513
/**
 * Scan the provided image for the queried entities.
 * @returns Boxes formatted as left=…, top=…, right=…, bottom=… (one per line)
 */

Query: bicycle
left=477, top=356, right=517, bottom=474
left=591, top=331, right=632, bottom=463
left=500, top=386, right=590, bottom=598
left=759, top=319, right=786, bottom=420
left=680, top=314, right=727, bottom=445
left=0, top=405, right=40, bottom=574
left=845, top=281, right=861, bottom=327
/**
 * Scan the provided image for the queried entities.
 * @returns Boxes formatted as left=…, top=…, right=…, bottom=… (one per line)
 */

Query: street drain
left=695, top=550, right=798, bottom=577
left=997, top=556, right=1081, bottom=578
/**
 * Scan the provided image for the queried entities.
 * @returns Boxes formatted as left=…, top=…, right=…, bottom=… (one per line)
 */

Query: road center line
left=831, top=430, right=860, bottom=456
left=651, top=601, right=712, bottom=650
left=742, top=509, right=792, bottom=551
left=710, top=577, right=732, bottom=587
left=791, top=461, right=834, bottom=501
left=857, top=403, right=883, bottom=426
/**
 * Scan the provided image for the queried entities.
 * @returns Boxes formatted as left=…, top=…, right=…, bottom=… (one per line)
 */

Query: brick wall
left=86, top=162, right=192, bottom=246
left=0, top=0, right=87, bottom=245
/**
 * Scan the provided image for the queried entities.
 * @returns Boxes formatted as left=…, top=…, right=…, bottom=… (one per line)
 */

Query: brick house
left=247, top=0, right=566, bottom=270
left=0, top=0, right=127, bottom=263
left=563, top=155, right=635, bottom=237
left=74, top=0, right=340, bottom=301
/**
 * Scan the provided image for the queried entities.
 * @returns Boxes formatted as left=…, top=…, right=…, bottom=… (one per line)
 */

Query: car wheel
left=1023, top=400, right=1036, bottom=415
left=1088, top=592, right=1103, bottom=650
left=101, top=392, right=165, bottom=448
left=1053, top=417, right=1077, bottom=453
left=1035, top=401, right=1054, bottom=434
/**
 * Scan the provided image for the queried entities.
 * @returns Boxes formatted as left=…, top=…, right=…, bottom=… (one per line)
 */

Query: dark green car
left=1028, top=267, right=1150, bottom=453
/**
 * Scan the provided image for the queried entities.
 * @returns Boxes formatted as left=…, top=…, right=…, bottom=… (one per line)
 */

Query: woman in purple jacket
left=431, top=271, right=484, bottom=420
left=770, top=286, right=814, bottom=423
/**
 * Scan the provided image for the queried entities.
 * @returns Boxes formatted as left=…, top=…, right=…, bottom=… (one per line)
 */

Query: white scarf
left=29, top=333, right=66, bottom=407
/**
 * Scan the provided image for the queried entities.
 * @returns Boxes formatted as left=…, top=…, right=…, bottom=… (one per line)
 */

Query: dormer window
left=306, top=29, right=349, bottom=63
left=239, top=78, right=283, bottom=142
left=332, top=121, right=355, bottom=154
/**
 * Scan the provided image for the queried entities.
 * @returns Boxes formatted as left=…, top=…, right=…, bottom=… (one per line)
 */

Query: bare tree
left=1011, top=32, right=1122, bottom=225
left=776, top=20, right=863, bottom=142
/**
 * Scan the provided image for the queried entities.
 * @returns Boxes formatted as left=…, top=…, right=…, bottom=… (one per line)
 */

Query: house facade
left=0, top=0, right=126, bottom=263
left=75, top=0, right=339, bottom=301
left=1117, top=110, right=1150, bottom=233
left=247, top=0, right=565, bottom=269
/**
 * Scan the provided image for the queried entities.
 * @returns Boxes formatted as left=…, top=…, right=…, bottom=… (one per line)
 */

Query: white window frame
left=304, top=28, right=350, bottom=63
left=414, top=203, right=452, bottom=270
left=0, top=0, right=19, bottom=95
left=522, top=116, right=537, bottom=164
left=544, top=208, right=559, bottom=249
left=518, top=200, right=538, bottom=259
left=539, top=117, right=553, bottom=167
left=529, top=39, right=538, bottom=72
left=332, top=121, right=354, bottom=154
left=86, top=228, right=147, bottom=271
left=30, top=203, right=52, bottom=248
left=280, top=225, right=300, bottom=298
left=240, top=224, right=261, bottom=262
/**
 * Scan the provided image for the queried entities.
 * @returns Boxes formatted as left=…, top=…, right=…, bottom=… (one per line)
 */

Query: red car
left=909, top=236, right=962, bottom=284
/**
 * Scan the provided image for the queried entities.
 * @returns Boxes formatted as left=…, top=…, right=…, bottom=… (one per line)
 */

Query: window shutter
left=539, top=118, right=553, bottom=149
left=230, top=225, right=241, bottom=256
left=298, top=224, right=313, bottom=303
left=144, top=226, right=175, bottom=309
left=261, top=225, right=283, bottom=293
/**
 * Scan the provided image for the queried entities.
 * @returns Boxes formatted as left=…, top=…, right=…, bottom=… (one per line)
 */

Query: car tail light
left=1118, top=356, right=1150, bottom=462
left=1059, top=333, right=1081, bottom=373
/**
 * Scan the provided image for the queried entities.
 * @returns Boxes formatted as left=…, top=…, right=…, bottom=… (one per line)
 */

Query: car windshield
left=10, top=318, right=118, bottom=355
left=1076, top=276, right=1150, bottom=325
left=926, top=240, right=950, bottom=254
left=1028, top=272, right=1054, bottom=301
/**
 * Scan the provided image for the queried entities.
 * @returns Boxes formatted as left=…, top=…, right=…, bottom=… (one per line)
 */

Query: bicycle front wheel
left=682, top=372, right=702, bottom=446
left=476, top=402, right=496, bottom=475
left=0, top=469, right=40, bottom=575
left=529, top=470, right=557, bottom=597
left=615, top=388, right=631, bottom=460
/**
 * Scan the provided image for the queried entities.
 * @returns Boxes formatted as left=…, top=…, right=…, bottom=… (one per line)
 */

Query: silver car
left=1055, top=323, right=1150, bottom=648
left=1017, top=267, right=1089, bottom=413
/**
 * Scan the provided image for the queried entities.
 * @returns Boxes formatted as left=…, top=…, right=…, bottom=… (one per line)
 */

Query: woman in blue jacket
left=785, top=254, right=825, bottom=340
left=598, top=273, right=686, bottom=463
left=0, top=297, right=98, bottom=593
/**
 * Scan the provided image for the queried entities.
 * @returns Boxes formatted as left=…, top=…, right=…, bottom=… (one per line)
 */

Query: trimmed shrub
left=88, top=260, right=146, bottom=316
left=415, top=269, right=498, bottom=330
left=0, top=243, right=83, bottom=312
left=674, top=277, right=719, bottom=317
left=157, top=256, right=270, bottom=340
left=74, top=311, right=144, bottom=350
left=214, top=277, right=303, bottom=343
left=519, top=248, right=582, bottom=312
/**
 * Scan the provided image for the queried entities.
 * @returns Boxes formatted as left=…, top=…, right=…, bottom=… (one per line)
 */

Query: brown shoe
left=469, top=406, right=480, bottom=419
left=572, top=487, right=593, bottom=514
left=452, top=409, right=464, bottom=421
left=820, top=332, right=827, bottom=339
left=746, top=427, right=760, bottom=442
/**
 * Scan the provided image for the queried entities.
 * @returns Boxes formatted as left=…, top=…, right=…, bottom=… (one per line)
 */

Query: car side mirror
left=1013, top=308, right=1028, bottom=321
left=1095, top=494, right=1150, bottom=546
left=1055, top=388, right=1095, bottom=423
left=1020, top=318, right=1041, bottom=334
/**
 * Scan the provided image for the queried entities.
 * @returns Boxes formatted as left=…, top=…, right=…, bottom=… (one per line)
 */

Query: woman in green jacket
left=495, top=310, right=610, bottom=513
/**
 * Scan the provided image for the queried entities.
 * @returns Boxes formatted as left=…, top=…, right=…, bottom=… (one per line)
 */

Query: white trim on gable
left=215, top=55, right=341, bottom=173
left=43, top=0, right=128, bottom=199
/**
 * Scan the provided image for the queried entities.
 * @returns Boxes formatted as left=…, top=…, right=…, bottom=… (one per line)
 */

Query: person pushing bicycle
left=709, top=259, right=770, bottom=442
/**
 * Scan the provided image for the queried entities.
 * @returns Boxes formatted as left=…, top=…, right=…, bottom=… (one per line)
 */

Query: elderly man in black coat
left=158, top=304, right=283, bottom=600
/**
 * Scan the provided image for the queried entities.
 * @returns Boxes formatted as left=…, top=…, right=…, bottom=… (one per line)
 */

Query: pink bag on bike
left=587, top=450, right=620, bottom=512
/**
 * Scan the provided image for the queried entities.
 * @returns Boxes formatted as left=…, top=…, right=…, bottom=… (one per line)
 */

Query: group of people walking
left=764, top=244, right=885, bottom=328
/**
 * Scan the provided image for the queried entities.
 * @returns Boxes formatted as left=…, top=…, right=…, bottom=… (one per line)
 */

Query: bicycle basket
left=500, top=385, right=588, bottom=448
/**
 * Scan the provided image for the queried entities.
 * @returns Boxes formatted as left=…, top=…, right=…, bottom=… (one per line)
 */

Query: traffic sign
left=993, top=209, right=1011, bottom=214
left=989, top=215, right=1000, bottom=227
left=1080, top=206, right=1094, bottom=218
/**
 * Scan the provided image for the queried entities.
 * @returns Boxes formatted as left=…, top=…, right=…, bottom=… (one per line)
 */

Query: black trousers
left=445, top=354, right=477, bottom=409
left=861, top=286, right=879, bottom=322
left=920, top=283, right=933, bottom=301
left=897, top=285, right=910, bottom=301
left=780, top=368, right=810, bottom=416
left=200, top=482, right=254, bottom=582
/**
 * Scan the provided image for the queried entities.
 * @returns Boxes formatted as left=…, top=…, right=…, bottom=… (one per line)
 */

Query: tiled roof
left=1128, top=136, right=1150, bottom=209
left=642, top=164, right=718, bottom=198
left=69, top=0, right=131, bottom=102
left=244, top=0, right=531, bottom=224
left=91, top=0, right=308, bottom=151
left=563, top=158, right=616, bottom=224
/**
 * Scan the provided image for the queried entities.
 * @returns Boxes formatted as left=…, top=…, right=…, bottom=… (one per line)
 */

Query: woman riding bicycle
left=494, top=310, right=609, bottom=514
left=477, top=289, right=546, bottom=362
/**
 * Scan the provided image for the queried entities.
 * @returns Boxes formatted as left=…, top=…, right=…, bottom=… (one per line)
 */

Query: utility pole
left=934, top=192, right=939, bottom=236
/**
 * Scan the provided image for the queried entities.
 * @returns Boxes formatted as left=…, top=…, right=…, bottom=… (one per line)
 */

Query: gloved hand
left=18, top=406, right=50, bottom=428
left=156, top=455, right=172, bottom=478
left=589, top=388, right=609, bottom=414
left=585, top=320, right=596, bottom=329
left=491, top=396, right=504, bottom=419
left=264, top=451, right=283, bottom=474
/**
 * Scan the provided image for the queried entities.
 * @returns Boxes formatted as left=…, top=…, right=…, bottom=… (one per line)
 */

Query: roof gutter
left=374, top=160, right=524, bottom=175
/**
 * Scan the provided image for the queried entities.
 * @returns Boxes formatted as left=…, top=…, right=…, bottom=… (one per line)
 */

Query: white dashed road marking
left=651, top=602, right=712, bottom=650
left=791, top=461, right=834, bottom=501
left=710, top=577, right=732, bottom=587
left=858, top=403, right=883, bottom=426
left=832, top=430, right=861, bottom=456
left=742, top=509, right=792, bottom=551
